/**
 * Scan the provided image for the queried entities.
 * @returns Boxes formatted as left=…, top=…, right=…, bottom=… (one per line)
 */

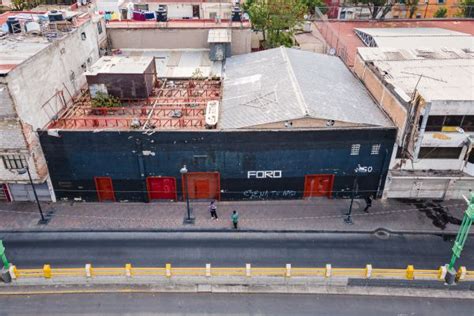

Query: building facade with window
left=39, top=48, right=396, bottom=202
left=0, top=11, right=106, bottom=201
left=354, top=46, right=474, bottom=199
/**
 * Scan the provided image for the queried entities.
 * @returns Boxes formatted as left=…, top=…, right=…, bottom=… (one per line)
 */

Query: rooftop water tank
left=48, top=10, right=65, bottom=22
left=144, top=11, right=155, bottom=20
left=6, top=17, right=21, bottom=34
left=231, top=7, right=241, bottom=22
left=156, top=7, right=167, bottom=22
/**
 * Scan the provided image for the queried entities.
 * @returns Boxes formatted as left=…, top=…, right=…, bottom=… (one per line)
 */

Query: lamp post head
left=180, top=165, right=188, bottom=174
left=17, top=168, right=27, bottom=175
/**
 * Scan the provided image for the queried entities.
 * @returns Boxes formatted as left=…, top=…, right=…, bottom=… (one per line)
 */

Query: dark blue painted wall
left=39, top=128, right=396, bottom=202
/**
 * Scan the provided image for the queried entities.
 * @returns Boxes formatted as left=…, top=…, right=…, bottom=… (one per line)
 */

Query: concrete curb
left=0, top=228, right=460, bottom=236
left=1, top=278, right=473, bottom=299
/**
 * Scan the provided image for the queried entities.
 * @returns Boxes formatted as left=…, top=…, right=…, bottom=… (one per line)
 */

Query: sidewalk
left=0, top=198, right=466, bottom=234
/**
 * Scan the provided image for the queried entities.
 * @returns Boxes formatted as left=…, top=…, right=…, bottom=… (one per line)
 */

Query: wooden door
left=183, top=172, right=220, bottom=200
left=304, top=175, right=334, bottom=198
left=95, top=177, right=115, bottom=202
left=147, top=177, right=177, bottom=201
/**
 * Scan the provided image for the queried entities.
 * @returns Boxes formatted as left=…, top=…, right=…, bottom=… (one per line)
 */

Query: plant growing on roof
left=91, top=92, right=122, bottom=108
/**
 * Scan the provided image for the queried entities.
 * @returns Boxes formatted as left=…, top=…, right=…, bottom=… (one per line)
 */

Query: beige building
left=0, top=11, right=106, bottom=201
left=354, top=46, right=474, bottom=199
left=106, top=19, right=251, bottom=55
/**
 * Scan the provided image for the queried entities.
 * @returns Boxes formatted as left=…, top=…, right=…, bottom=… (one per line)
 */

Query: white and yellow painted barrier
left=6, top=263, right=472, bottom=283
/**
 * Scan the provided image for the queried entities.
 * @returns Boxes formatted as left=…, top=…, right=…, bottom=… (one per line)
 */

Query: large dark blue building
left=39, top=48, right=396, bottom=202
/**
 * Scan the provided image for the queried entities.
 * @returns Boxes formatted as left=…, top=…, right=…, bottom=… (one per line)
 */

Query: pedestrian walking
left=209, top=200, right=218, bottom=220
left=363, top=195, right=372, bottom=213
left=231, top=210, right=239, bottom=229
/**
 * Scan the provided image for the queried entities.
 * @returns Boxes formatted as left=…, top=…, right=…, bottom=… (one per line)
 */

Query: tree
left=11, top=0, right=39, bottom=11
left=300, top=0, right=328, bottom=15
left=434, top=7, right=448, bottom=18
left=459, top=0, right=474, bottom=18
left=247, top=0, right=306, bottom=48
left=404, top=0, right=419, bottom=18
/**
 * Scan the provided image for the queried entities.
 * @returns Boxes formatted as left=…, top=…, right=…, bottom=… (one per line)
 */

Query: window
left=444, top=116, right=463, bottom=127
left=462, top=116, right=474, bottom=132
left=350, top=144, right=360, bottom=156
left=418, top=147, right=462, bottom=159
left=2, top=154, right=27, bottom=170
left=424, top=115, right=445, bottom=131
left=81, top=32, right=86, bottom=40
left=371, top=144, right=381, bottom=155
left=438, top=0, right=445, bottom=3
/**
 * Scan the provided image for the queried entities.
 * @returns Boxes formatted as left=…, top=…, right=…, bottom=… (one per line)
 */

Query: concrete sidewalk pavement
left=0, top=198, right=466, bottom=234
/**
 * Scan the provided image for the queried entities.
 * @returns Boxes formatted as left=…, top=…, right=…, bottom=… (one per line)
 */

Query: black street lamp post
left=180, top=165, right=195, bottom=224
left=18, top=165, right=48, bottom=225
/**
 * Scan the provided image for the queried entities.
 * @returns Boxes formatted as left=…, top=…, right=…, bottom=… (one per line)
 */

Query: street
left=0, top=293, right=472, bottom=315
left=1, top=232, right=472, bottom=269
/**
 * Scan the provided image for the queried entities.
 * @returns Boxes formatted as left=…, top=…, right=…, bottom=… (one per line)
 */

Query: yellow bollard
left=165, top=263, right=171, bottom=278
left=43, top=264, right=52, bottom=278
left=406, top=265, right=414, bottom=280
left=438, top=265, right=447, bottom=280
left=125, top=263, right=132, bottom=277
left=456, top=266, right=466, bottom=282
left=365, top=264, right=372, bottom=278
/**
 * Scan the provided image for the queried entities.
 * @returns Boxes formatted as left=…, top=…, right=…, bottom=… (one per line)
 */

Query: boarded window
left=371, top=144, right=381, bottom=155
left=350, top=144, right=360, bottom=156
left=2, top=154, right=27, bottom=170
left=418, top=147, right=462, bottom=159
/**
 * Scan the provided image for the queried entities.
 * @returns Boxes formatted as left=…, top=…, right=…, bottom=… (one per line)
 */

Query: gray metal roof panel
left=220, top=47, right=392, bottom=129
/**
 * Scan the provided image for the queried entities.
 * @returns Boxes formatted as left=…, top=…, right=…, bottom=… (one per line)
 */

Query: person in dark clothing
left=209, top=200, right=218, bottom=220
left=231, top=210, right=239, bottom=229
left=363, top=196, right=373, bottom=213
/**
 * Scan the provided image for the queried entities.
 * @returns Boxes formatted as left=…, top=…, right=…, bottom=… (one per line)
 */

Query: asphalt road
left=1, top=232, right=472, bottom=269
left=0, top=293, right=472, bottom=315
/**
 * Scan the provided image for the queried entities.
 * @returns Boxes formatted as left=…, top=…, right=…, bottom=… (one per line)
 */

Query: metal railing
left=6, top=264, right=472, bottom=283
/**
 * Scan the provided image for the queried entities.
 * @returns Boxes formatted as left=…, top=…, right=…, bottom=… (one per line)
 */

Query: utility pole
left=0, top=240, right=12, bottom=283
left=445, top=193, right=474, bottom=284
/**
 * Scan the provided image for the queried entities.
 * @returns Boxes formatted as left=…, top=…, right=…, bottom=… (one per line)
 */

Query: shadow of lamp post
left=17, top=165, right=49, bottom=225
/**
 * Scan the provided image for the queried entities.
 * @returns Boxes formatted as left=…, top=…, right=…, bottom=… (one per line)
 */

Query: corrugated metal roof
left=354, top=27, right=474, bottom=50
left=0, top=120, right=27, bottom=150
left=357, top=47, right=474, bottom=102
left=220, top=47, right=392, bottom=129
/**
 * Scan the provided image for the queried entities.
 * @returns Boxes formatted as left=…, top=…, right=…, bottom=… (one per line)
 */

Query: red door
left=147, top=177, right=177, bottom=201
left=183, top=172, right=220, bottom=200
left=304, top=175, right=334, bottom=198
left=95, top=177, right=115, bottom=202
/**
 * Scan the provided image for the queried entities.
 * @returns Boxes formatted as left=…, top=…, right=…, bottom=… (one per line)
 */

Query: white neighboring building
left=0, top=11, right=106, bottom=201
left=354, top=46, right=474, bottom=200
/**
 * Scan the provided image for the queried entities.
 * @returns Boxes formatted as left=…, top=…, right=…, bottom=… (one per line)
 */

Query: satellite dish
left=1, top=23, right=8, bottom=33
left=329, top=48, right=336, bottom=55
